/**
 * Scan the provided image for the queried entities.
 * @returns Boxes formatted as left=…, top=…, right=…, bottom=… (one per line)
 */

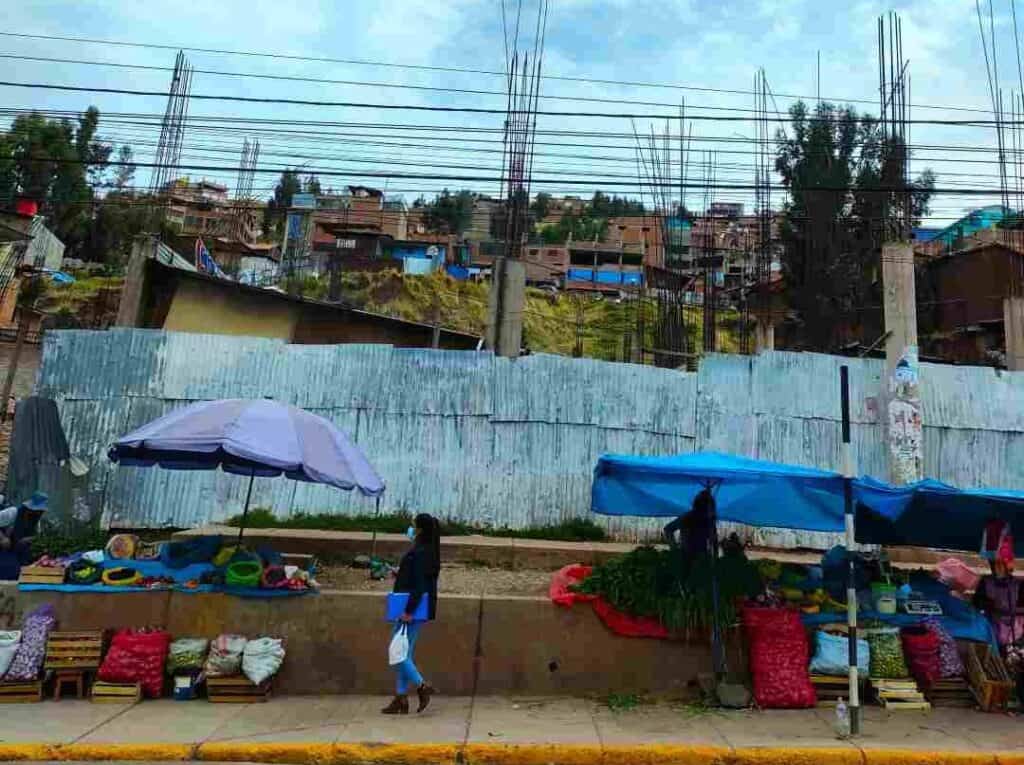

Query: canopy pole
left=840, top=365, right=860, bottom=736
left=237, top=468, right=256, bottom=548
left=705, top=480, right=726, bottom=681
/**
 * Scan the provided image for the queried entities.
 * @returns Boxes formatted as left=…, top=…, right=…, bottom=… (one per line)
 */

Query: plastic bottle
left=835, top=698, right=850, bottom=738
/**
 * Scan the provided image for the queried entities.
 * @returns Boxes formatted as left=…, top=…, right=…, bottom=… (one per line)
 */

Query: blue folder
left=386, top=592, right=430, bottom=622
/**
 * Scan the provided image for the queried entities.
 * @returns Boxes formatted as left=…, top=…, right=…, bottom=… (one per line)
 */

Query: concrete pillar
left=486, top=257, right=526, bottom=358
left=1004, top=296, right=1024, bottom=371
left=116, top=235, right=158, bottom=327
left=755, top=317, right=774, bottom=353
left=881, top=241, right=923, bottom=484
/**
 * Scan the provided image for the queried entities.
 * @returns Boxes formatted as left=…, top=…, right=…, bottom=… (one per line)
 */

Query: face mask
left=406, top=526, right=417, bottom=541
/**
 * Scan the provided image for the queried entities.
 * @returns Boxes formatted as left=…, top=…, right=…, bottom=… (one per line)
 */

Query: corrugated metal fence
left=32, top=329, right=1024, bottom=539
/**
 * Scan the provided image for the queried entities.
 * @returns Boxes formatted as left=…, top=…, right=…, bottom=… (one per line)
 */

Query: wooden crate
left=926, top=677, right=974, bottom=708
left=871, top=678, right=931, bottom=711
left=965, top=643, right=1015, bottom=712
left=810, top=675, right=867, bottom=706
left=207, top=675, right=271, bottom=703
left=18, top=565, right=65, bottom=585
left=0, top=680, right=42, bottom=703
left=45, top=631, right=105, bottom=671
left=91, top=681, right=141, bottom=704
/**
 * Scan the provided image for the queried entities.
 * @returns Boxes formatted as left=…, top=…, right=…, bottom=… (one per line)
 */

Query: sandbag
left=549, top=564, right=595, bottom=607
left=0, top=631, right=21, bottom=677
left=167, top=638, right=209, bottom=674
left=924, top=618, right=965, bottom=678
left=205, top=634, right=248, bottom=677
left=242, top=637, right=285, bottom=685
left=5, top=604, right=55, bottom=681
left=98, top=628, right=171, bottom=698
left=901, top=625, right=940, bottom=689
left=809, top=630, right=869, bottom=676
left=742, top=606, right=816, bottom=709
left=866, top=627, right=909, bottom=679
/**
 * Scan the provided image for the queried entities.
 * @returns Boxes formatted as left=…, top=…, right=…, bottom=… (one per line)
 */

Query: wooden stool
left=54, top=670, right=86, bottom=701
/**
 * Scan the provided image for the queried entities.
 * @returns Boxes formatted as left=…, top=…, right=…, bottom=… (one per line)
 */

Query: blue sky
left=0, top=0, right=1018, bottom=226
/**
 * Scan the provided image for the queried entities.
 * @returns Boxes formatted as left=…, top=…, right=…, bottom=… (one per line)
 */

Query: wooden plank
left=91, top=681, right=141, bottom=704
left=0, top=680, right=42, bottom=703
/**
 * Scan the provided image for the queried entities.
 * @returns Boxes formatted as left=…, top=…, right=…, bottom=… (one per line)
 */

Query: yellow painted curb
left=0, top=741, right=1019, bottom=765
left=730, top=747, right=863, bottom=765
left=56, top=744, right=195, bottom=761
left=860, top=751, right=1000, bottom=765
left=0, top=745, right=56, bottom=761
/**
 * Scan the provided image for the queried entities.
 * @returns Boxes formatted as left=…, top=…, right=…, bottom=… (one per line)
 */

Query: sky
left=0, top=0, right=1021, bottom=227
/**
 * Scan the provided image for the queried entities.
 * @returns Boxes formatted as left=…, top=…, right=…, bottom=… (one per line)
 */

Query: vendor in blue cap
left=0, top=492, right=48, bottom=562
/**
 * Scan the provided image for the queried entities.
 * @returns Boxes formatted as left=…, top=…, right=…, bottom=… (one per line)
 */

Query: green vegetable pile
left=866, top=627, right=909, bottom=678
left=572, top=545, right=763, bottom=633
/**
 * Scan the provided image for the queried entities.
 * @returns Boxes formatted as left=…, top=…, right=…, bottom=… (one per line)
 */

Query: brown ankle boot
left=416, top=683, right=436, bottom=713
left=381, top=695, right=409, bottom=715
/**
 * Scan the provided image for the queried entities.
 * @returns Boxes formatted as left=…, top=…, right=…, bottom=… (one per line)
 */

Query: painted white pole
left=840, top=365, right=860, bottom=735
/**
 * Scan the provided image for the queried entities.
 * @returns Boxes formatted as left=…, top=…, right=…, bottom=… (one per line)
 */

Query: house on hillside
left=117, top=235, right=479, bottom=349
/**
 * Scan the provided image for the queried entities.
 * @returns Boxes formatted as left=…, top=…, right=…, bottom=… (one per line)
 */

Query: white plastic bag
left=388, top=625, right=409, bottom=666
left=242, top=637, right=285, bottom=685
left=0, top=631, right=21, bottom=678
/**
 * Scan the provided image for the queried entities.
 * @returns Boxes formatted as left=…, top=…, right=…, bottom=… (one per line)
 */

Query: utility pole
left=431, top=291, right=441, bottom=349
left=486, top=257, right=525, bottom=357
left=882, top=241, right=923, bottom=484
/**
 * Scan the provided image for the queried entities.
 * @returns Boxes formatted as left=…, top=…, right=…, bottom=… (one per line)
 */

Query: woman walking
left=382, top=513, right=440, bottom=715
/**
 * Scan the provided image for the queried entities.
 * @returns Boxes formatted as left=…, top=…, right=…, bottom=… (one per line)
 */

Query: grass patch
left=226, top=508, right=608, bottom=542
left=603, top=693, right=642, bottom=712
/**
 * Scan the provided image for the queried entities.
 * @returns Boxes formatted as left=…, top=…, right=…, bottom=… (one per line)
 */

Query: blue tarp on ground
left=854, top=477, right=1024, bottom=555
left=591, top=451, right=848, bottom=532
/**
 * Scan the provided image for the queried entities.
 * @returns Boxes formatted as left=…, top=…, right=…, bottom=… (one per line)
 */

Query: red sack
left=98, top=628, right=172, bottom=698
left=549, top=564, right=595, bottom=607
left=592, top=597, right=670, bottom=639
left=742, top=606, right=816, bottom=709
left=901, top=626, right=941, bottom=690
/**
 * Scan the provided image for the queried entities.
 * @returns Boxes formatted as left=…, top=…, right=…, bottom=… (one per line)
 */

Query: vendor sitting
left=0, top=492, right=48, bottom=562
left=663, top=488, right=716, bottom=572
left=972, top=519, right=1023, bottom=651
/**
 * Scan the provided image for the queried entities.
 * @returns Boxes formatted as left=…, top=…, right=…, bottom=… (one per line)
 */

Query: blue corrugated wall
left=32, top=329, right=1024, bottom=541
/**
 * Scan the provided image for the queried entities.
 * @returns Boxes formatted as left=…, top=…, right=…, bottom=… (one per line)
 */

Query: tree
left=111, top=145, right=136, bottom=191
left=538, top=211, right=609, bottom=244
left=775, top=101, right=934, bottom=350
left=304, top=174, right=322, bottom=195
left=262, top=169, right=302, bottom=240
left=0, top=107, right=113, bottom=256
left=422, top=189, right=475, bottom=235
left=530, top=192, right=552, bottom=222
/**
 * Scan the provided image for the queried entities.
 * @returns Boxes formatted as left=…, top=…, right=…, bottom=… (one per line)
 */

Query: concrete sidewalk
left=1, top=696, right=1021, bottom=763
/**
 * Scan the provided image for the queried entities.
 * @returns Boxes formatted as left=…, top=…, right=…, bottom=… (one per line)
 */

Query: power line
left=0, top=30, right=999, bottom=115
left=0, top=80, right=1019, bottom=125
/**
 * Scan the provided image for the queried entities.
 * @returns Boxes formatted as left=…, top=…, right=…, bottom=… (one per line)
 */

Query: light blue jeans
left=392, top=621, right=424, bottom=695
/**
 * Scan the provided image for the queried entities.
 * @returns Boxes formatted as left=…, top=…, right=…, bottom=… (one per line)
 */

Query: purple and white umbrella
left=109, top=398, right=384, bottom=542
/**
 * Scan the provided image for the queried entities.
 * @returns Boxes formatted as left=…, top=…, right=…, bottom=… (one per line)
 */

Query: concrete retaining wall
left=2, top=585, right=713, bottom=696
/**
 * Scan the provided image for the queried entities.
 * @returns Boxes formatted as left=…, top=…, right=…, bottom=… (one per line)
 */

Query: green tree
left=111, top=145, right=136, bottom=191
left=305, top=174, right=322, bottom=195
left=775, top=101, right=934, bottom=350
left=530, top=192, right=552, bottom=222
left=422, top=189, right=475, bottom=235
left=0, top=107, right=112, bottom=256
left=262, top=169, right=302, bottom=240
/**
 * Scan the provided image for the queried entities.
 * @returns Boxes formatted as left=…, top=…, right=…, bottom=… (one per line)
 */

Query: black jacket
left=393, top=544, right=439, bottom=620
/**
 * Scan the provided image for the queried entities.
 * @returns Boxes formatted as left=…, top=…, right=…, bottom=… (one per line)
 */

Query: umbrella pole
left=840, top=365, right=861, bottom=736
left=237, top=469, right=256, bottom=548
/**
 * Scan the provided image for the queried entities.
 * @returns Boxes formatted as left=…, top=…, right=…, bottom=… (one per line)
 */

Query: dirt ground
left=317, top=562, right=552, bottom=597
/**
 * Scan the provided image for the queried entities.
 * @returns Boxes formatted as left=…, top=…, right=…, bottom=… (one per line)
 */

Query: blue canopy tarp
left=591, top=451, right=847, bottom=532
left=854, top=477, right=1024, bottom=555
